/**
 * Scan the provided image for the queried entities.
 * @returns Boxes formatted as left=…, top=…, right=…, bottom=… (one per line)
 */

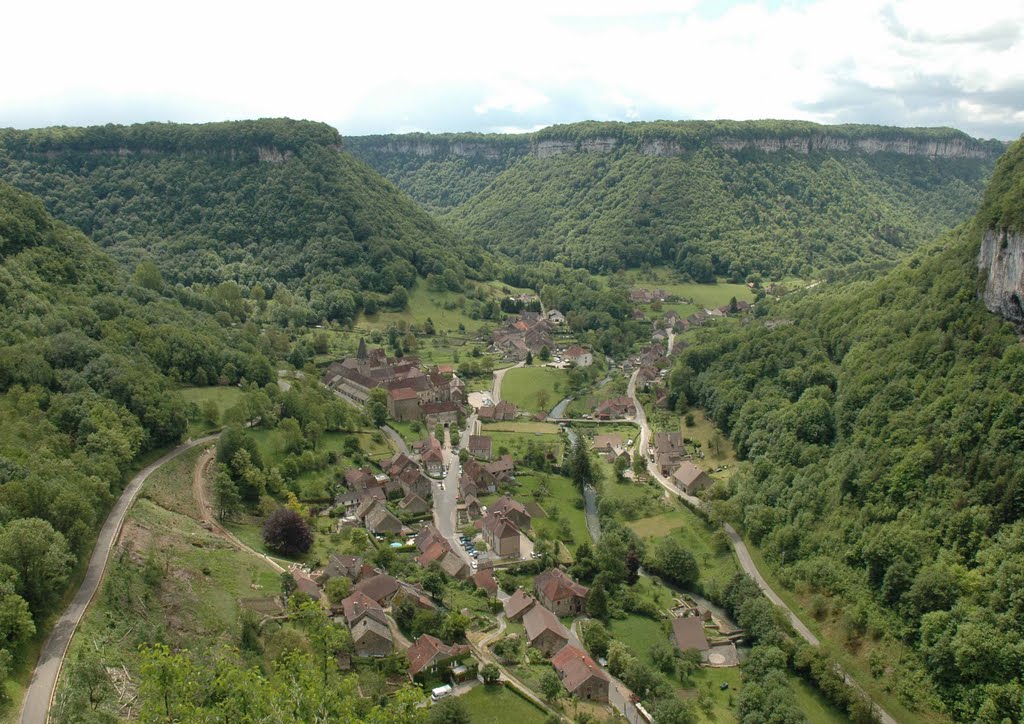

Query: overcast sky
left=3, top=0, right=1022, bottom=140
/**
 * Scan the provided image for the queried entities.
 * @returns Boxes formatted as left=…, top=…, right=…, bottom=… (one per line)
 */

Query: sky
left=2, top=0, right=1023, bottom=140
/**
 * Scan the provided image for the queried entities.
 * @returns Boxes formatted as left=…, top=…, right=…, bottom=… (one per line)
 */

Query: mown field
left=501, top=367, right=568, bottom=413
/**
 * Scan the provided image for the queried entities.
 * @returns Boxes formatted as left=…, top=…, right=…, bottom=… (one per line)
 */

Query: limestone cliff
left=978, top=229, right=1024, bottom=326
left=349, top=122, right=1003, bottom=163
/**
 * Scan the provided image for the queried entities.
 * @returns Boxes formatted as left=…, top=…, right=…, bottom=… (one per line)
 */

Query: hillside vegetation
left=349, top=121, right=1000, bottom=279
left=0, top=180, right=277, bottom=701
left=665, top=138, right=1024, bottom=722
left=0, top=119, right=489, bottom=326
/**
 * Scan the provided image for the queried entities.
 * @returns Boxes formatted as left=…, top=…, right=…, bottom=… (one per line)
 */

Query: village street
left=432, top=415, right=475, bottom=566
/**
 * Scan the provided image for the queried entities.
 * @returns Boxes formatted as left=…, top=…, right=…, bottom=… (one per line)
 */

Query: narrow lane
left=380, top=425, right=410, bottom=455
left=20, top=434, right=219, bottom=724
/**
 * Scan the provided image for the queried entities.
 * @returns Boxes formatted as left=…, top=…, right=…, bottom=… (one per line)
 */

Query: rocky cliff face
left=978, top=229, right=1024, bottom=326
left=711, top=134, right=992, bottom=159
left=535, top=133, right=992, bottom=159
left=369, top=139, right=526, bottom=160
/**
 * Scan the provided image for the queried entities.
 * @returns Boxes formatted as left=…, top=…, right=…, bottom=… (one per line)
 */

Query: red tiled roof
left=390, top=387, right=419, bottom=402
left=552, top=645, right=609, bottom=693
left=341, top=591, right=386, bottom=626
left=406, top=634, right=470, bottom=676
left=504, top=589, right=537, bottom=619
left=354, top=574, right=400, bottom=603
left=473, top=569, right=498, bottom=595
left=535, top=569, right=589, bottom=603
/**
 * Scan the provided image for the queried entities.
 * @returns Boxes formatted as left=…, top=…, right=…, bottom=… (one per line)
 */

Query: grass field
left=355, top=279, right=517, bottom=334
left=245, top=427, right=393, bottom=501
left=609, top=614, right=670, bottom=657
left=629, top=502, right=739, bottom=598
left=457, top=683, right=548, bottom=723
left=486, top=431, right=564, bottom=467
left=566, top=377, right=629, bottom=417
left=690, top=666, right=743, bottom=722
left=481, top=421, right=561, bottom=434
left=501, top=367, right=568, bottom=413
left=645, top=407, right=737, bottom=474
left=180, top=385, right=244, bottom=437
left=659, top=281, right=755, bottom=309
left=225, top=514, right=364, bottom=569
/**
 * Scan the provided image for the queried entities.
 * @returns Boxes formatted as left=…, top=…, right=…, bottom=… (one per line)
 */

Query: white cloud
left=474, top=85, right=550, bottom=115
left=0, top=0, right=1021, bottom=138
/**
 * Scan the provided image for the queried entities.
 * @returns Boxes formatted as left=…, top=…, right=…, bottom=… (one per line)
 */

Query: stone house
left=552, top=645, right=610, bottom=702
left=523, top=604, right=570, bottom=657
left=534, top=569, right=589, bottom=616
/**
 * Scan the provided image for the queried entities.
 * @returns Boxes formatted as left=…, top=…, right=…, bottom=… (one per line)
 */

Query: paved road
left=625, top=373, right=896, bottom=724
left=432, top=418, right=474, bottom=567
left=491, top=361, right=524, bottom=404
left=380, top=425, right=410, bottom=455
left=20, top=435, right=219, bottom=724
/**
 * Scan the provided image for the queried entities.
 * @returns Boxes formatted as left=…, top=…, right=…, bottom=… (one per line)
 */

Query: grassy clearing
left=609, top=614, right=670, bottom=657
left=501, top=367, right=568, bottom=413
left=791, top=675, right=851, bottom=724
left=356, top=279, right=505, bottom=334
left=244, top=426, right=393, bottom=502
left=645, top=407, right=737, bottom=474
left=566, top=377, right=629, bottom=417
left=481, top=421, right=561, bottom=434
left=660, top=281, right=755, bottom=309
left=689, top=666, right=743, bottom=722
left=180, top=385, right=244, bottom=437
left=629, top=502, right=738, bottom=599
left=140, top=445, right=205, bottom=519
left=225, top=515, right=365, bottom=569
left=487, top=431, right=564, bottom=467
left=458, top=683, right=548, bottom=723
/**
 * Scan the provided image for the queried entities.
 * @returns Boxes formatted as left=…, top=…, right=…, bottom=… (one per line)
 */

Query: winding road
left=626, top=370, right=895, bottom=724
left=20, top=434, right=219, bottom=724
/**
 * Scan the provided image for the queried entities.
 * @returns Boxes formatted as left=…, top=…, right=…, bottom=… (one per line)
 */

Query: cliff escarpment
left=975, top=134, right=1024, bottom=325
left=978, top=229, right=1024, bottom=325
left=347, top=120, right=1004, bottom=220
left=349, top=120, right=1004, bottom=163
left=0, top=118, right=342, bottom=163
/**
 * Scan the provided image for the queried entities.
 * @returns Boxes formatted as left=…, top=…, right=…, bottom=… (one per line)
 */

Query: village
left=266, top=283, right=758, bottom=721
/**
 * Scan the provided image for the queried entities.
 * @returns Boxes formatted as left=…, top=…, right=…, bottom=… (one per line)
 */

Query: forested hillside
left=0, top=119, right=489, bottom=326
left=350, top=121, right=1001, bottom=279
left=666, top=137, right=1024, bottom=721
left=0, top=180, right=275, bottom=695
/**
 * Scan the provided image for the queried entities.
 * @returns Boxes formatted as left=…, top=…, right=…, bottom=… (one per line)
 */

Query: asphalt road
left=20, top=434, right=218, bottom=724
left=432, top=417, right=474, bottom=566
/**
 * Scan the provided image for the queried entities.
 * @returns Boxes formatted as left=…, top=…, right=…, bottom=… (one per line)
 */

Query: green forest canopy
left=664, top=139, right=1024, bottom=722
left=348, top=120, right=1002, bottom=279
left=0, top=119, right=491, bottom=326
left=0, top=180, right=276, bottom=691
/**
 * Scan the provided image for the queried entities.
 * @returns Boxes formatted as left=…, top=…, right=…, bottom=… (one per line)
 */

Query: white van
left=431, top=684, right=453, bottom=702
